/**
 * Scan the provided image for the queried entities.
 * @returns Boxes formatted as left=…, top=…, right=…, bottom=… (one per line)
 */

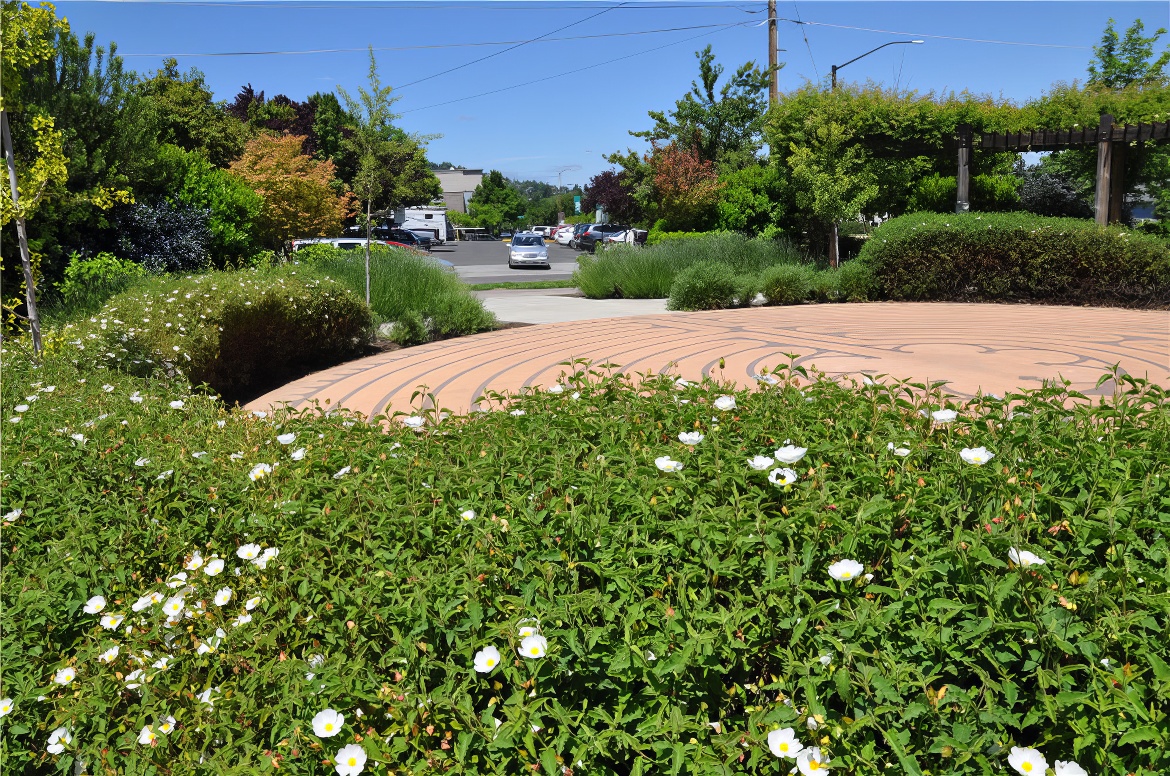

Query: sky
left=52, top=0, right=1170, bottom=188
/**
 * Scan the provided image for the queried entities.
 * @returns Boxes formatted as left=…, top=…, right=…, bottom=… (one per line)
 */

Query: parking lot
left=434, top=238, right=580, bottom=285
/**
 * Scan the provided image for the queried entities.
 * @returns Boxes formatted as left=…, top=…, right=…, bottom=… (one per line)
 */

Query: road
left=432, top=238, right=580, bottom=285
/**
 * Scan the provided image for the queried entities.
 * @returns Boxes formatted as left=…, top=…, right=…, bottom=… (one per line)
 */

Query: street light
left=831, top=40, right=923, bottom=90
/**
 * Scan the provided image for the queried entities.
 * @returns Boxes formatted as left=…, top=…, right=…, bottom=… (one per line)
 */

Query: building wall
left=435, top=168, right=483, bottom=213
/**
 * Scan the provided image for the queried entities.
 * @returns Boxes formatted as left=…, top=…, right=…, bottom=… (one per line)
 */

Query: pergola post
left=1094, top=114, right=1114, bottom=225
left=955, top=123, right=972, bottom=213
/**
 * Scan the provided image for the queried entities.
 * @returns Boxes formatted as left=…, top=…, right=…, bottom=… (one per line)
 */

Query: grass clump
left=1, top=349, right=1168, bottom=775
left=50, top=264, right=371, bottom=404
left=760, top=263, right=814, bottom=305
left=666, top=260, right=740, bottom=311
left=858, top=212, right=1170, bottom=307
left=299, top=244, right=497, bottom=340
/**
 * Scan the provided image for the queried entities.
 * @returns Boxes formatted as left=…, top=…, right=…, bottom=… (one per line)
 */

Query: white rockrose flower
left=773, top=444, right=807, bottom=464
left=236, top=544, right=261, bottom=560
left=959, top=446, right=994, bottom=465
left=828, top=559, right=865, bottom=581
left=474, top=646, right=502, bottom=673
left=334, top=743, right=367, bottom=776
left=213, top=588, right=232, bottom=606
left=655, top=456, right=683, bottom=473
left=678, top=431, right=704, bottom=445
left=277, top=432, right=296, bottom=445
left=100, top=613, right=125, bottom=629
left=519, top=634, right=548, bottom=659
left=46, top=726, right=72, bottom=754
left=54, top=667, right=77, bottom=685
left=248, top=463, right=272, bottom=482
left=713, top=395, right=736, bottom=411
left=313, top=708, right=345, bottom=737
left=204, top=557, right=225, bottom=576
left=767, top=727, right=803, bottom=759
left=1007, top=747, right=1048, bottom=776
left=748, top=455, right=774, bottom=471
left=138, top=725, right=158, bottom=745
left=931, top=408, right=958, bottom=423
left=1008, top=547, right=1046, bottom=567
left=83, top=595, right=106, bottom=614
left=768, top=468, right=798, bottom=488
left=796, top=745, right=829, bottom=775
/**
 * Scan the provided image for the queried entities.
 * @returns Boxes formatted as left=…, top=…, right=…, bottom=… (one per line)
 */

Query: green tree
left=469, top=170, right=525, bottom=231
left=715, top=163, right=784, bottom=234
left=787, top=113, right=878, bottom=266
left=1088, top=18, right=1169, bottom=89
left=631, top=45, right=775, bottom=170
left=134, top=58, right=246, bottom=167
left=163, top=145, right=262, bottom=264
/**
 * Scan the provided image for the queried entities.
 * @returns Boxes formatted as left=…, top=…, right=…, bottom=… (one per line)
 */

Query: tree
left=469, top=170, right=525, bottom=231
left=135, top=58, right=246, bottom=167
left=165, top=145, right=263, bottom=264
left=114, top=199, right=210, bottom=273
left=715, top=163, right=784, bottom=234
left=1088, top=18, right=1169, bottom=89
left=229, top=134, right=353, bottom=249
left=648, top=142, right=723, bottom=232
left=582, top=171, right=640, bottom=224
left=786, top=114, right=878, bottom=267
left=632, top=46, right=775, bottom=170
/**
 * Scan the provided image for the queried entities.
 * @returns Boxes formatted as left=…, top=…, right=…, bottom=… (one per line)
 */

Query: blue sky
left=55, top=0, right=1170, bottom=187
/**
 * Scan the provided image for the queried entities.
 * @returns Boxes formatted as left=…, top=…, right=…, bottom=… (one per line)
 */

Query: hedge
left=857, top=212, right=1170, bottom=307
left=50, top=265, right=372, bottom=403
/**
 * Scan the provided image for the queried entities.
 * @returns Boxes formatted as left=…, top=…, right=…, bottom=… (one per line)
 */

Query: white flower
left=333, top=466, right=351, bottom=479
left=83, top=595, right=106, bottom=614
left=236, top=543, right=261, bottom=560
left=216, top=419, right=226, bottom=427
left=14, top=404, right=29, bottom=412
left=774, top=445, right=807, bottom=464
left=185, top=552, right=204, bottom=571
left=510, top=409, right=526, bottom=416
left=248, top=463, right=272, bottom=482
left=1054, top=761, right=1088, bottom=776
left=1008, top=547, right=1046, bottom=567
left=102, top=384, right=114, bottom=393
left=461, top=509, right=476, bottom=521
left=158, top=716, right=176, bottom=734
left=403, top=415, right=425, bottom=429
left=931, top=408, right=957, bottom=423
left=678, top=431, right=704, bottom=445
left=162, top=597, right=185, bottom=618
left=2, top=508, right=21, bottom=523
left=138, top=725, right=158, bottom=745
left=547, top=384, right=564, bottom=394
left=674, top=377, right=690, bottom=389
left=213, top=588, right=232, bottom=606
left=960, top=446, right=994, bottom=465
left=887, top=442, right=911, bottom=456
left=71, top=433, right=86, bottom=444
left=570, top=391, right=581, bottom=400
left=254, top=547, right=279, bottom=569
left=8, top=416, right=20, bottom=423
left=474, top=646, right=502, bottom=673
left=277, top=432, right=296, bottom=445
left=767, top=727, right=803, bottom=759
left=156, top=469, right=173, bottom=480
left=713, top=395, right=736, bottom=411
left=169, top=400, right=184, bottom=410
left=100, top=613, right=125, bottom=629
left=518, top=625, right=540, bottom=638
left=196, top=687, right=215, bottom=706
left=313, top=708, right=345, bottom=737
left=47, top=726, right=72, bottom=754
left=818, top=654, right=832, bottom=666
left=655, top=456, right=683, bottom=472
left=519, top=634, right=548, bottom=659
left=828, top=559, right=865, bottom=581
left=132, top=593, right=158, bottom=612
left=166, top=572, right=188, bottom=588
left=0, top=698, right=12, bottom=716
left=796, top=745, right=829, bottom=774
left=334, top=743, right=367, bottom=776
left=768, top=468, right=798, bottom=488
left=152, top=655, right=171, bottom=670
left=290, top=447, right=306, bottom=461
left=233, top=613, right=253, bottom=626
left=748, top=455, right=774, bottom=471
left=54, top=667, right=77, bottom=685
left=1008, top=746, right=1048, bottom=775
left=130, top=392, right=143, bottom=403
left=244, top=596, right=261, bottom=610
left=204, top=557, right=225, bottom=576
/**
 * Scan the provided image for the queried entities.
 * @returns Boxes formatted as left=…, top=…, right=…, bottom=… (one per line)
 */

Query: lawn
left=1, top=346, right=1167, bottom=775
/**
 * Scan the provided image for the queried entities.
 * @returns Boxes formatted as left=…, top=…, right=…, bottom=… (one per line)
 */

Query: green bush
left=301, top=245, right=496, bottom=340
left=53, top=252, right=148, bottom=318
left=52, top=265, right=372, bottom=403
left=858, top=212, right=1170, bottom=307
left=760, top=263, right=814, bottom=305
left=907, top=174, right=1022, bottom=214
left=576, top=233, right=806, bottom=300
left=809, top=269, right=843, bottom=302
left=666, top=260, right=740, bottom=311
left=835, top=258, right=875, bottom=301
left=2, top=351, right=1169, bottom=775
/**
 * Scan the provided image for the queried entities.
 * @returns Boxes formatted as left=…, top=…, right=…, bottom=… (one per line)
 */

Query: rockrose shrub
left=1, top=351, right=1168, bottom=775
left=667, top=261, right=740, bottom=311
left=858, top=212, right=1170, bottom=307
left=51, top=265, right=372, bottom=403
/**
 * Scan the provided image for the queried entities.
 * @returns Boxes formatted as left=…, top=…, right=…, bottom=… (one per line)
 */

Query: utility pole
left=768, top=0, right=778, bottom=104
left=1, top=110, right=42, bottom=355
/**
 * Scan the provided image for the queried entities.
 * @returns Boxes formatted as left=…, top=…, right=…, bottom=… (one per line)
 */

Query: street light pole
left=831, top=40, right=923, bottom=91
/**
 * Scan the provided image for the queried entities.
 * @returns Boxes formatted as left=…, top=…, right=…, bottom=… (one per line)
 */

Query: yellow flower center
left=347, top=758, right=357, bottom=766
left=530, top=647, right=540, bottom=655
left=1022, top=764, right=1032, bottom=773
left=841, top=572, right=852, bottom=579
left=325, top=724, right=333, bottom=732
left=808, top=761, right=823, bottom=771
left=779, top=743, right=788, bottom=752
left=486, top=658, right=496, bottom=667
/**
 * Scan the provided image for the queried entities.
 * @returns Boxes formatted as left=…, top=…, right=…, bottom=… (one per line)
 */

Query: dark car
left=406, top=229, right=436, bottom=251
left=345, top=226, right=432, bottom=251
left=578, top=223, right=627, bottom=253
left=569, top=223, right=592, bottom=250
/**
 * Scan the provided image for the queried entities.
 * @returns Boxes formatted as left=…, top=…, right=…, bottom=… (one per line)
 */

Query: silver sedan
left=507, top=233, right=551, bottom=269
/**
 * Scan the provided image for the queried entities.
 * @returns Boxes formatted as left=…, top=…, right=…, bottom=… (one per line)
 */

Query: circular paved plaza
left=249, top=303, right=1169, bottom=417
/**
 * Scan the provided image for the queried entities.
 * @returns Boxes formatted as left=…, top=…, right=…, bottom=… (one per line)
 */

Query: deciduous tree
left=1088, top=18, right=1169, bottom=89
left=648, top=142, right=723, bottom=232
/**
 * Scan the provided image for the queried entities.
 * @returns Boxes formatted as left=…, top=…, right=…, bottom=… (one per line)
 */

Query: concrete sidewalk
left=249, top=302, right=1170, bottom=418
left=474, top=288, right=672, bottom=324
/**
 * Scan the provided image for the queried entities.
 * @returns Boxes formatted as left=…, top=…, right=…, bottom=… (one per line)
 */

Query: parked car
left=569, top=223, right=593, bottom=249
left=290, top=237, right=451, bottom=270
left=600, top=228, right=648, bottom=247
left=554, top=225, right=575, bottom=245
left=342, top=226, right=432, bottom=251
left=578, top=223, right=627, bottom=253
left=507, top=232, right=550, bottom=269
left=406, top=229, right=436, bottom=251
left=499, top=230, right=514, bottom=241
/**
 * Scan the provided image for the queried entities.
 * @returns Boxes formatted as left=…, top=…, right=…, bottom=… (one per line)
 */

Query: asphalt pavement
left=434, top=238, right=580, bottom=285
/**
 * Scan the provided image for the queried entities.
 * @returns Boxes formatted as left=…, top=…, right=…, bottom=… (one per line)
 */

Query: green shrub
left=836, top=258, right=875, bottom=301
left=858, top=212, right=1170, bottom=307
left=760, top=263, right=814, bottom=305
left=809, top=269, right=843, bottom=302
left=907, top=174, right=1022, bottom=214
left=53, top=265, right=372, bottom=403
left=301, top=245, right=496, bottom=340
left=666, top=260, right=740, bottom=311
left=2, top=351, right=1169, bottom=775
left=576, top=233, right=806, bottom=300
left=389, top=310, right=429, bottom=346
left=54, top=252, right=148, bottom=318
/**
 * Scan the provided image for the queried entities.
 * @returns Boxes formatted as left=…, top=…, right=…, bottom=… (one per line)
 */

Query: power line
left=790, top=1, right=818, bottom=79
left=393, top=2, right=623, bottom=91
left=400, top=21, right=748, bottom=114
left=118, top=22, right=740, bottom=57
left=57, top=0, right=765, bottom=8
left=779, top=19, right=1093, bottom=50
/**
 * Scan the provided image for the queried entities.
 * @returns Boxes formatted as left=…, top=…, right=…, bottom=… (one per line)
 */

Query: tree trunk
left=829, top=222, right=840, bottom=269
left=1, top=110, right=42, bottom=355
left=364, top=198, right=372, bottom=307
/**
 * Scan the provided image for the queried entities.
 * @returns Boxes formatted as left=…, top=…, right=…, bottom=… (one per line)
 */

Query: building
left=433, top=168, right=483, bottom=213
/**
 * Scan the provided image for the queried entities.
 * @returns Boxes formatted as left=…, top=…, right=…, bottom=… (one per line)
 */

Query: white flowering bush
left=1, top=352, right=1168, bottom=775
left=48, top=265, right=372, bottom=403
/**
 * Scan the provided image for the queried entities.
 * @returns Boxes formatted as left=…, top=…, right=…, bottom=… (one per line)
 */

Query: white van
left=395, top=206, right=453, bottom=244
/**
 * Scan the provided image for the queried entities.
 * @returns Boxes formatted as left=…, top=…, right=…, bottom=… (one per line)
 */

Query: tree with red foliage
left=648, top=141, right=723, bottom=231
left=582, top=170, right=640, bottom=224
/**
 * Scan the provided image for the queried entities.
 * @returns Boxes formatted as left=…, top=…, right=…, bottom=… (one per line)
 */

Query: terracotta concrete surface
left=248, top=303, right=1170, bottom=418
